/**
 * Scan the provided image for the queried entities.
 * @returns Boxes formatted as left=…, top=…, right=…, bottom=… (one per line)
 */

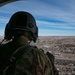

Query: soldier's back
left=0, top=40, right=54, bottom=75
left=15, top=46, right=54, bottom=75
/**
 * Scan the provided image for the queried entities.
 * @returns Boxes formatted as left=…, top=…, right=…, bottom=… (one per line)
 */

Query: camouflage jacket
left=0, top=38, right=54, bottom=75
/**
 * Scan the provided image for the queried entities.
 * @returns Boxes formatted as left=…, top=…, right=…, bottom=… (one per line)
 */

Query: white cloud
left=36, top=20, right=75, bottom=29
left=0, top=0, right=75, bottom=36
left=0, top=16, right=8, bottom=23
left=39, top=29, right=75, bottom=36
left=1, top=0, right=75, bottom=24
left=0, top=29, right=4, bottom=36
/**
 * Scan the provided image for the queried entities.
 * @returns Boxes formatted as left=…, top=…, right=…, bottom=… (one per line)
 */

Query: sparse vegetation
left=0, top=36, right=75, bottom=75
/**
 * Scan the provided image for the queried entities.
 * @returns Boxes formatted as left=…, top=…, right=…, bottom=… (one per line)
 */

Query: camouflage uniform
left=0, top=38, right=54, bottom=75
left=46, top=52, right=59, bottom=75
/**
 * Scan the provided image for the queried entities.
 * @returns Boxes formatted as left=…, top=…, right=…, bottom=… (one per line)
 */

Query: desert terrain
left=36, top=36, right=75, bottom=75
left=0, top=36, right=75, bottom=75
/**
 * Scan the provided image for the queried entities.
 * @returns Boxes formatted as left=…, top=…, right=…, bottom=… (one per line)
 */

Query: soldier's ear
left=4, top=23, right=13, bottom=40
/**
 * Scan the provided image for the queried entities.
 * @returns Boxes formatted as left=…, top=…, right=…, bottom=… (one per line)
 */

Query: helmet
left=4, top=11, right=38, bottom=42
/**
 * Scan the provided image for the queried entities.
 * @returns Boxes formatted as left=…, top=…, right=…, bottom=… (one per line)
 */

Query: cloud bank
left=0, top=0, right=75, bottom=36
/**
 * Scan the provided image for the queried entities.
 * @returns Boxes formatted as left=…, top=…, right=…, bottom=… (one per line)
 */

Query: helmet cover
left=4, top=11, right=38, bottom=42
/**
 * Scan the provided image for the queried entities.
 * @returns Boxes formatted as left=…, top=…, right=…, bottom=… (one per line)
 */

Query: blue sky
left=0, top=0, right=75, bottom=36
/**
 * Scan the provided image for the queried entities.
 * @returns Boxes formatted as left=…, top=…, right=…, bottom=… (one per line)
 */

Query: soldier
left=0, top=11, right=54, bottom=75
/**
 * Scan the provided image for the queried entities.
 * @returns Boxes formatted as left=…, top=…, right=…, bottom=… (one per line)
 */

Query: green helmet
left=4, top=11, right=38, bottom=42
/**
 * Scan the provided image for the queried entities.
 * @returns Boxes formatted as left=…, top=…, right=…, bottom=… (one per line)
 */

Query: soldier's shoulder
left=30, top=46, right=49, bottom=59
left=29, top=45, right=44, bottom=53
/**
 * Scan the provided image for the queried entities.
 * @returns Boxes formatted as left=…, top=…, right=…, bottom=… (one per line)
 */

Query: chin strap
left=0, top=39, right=5, bottom=45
